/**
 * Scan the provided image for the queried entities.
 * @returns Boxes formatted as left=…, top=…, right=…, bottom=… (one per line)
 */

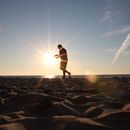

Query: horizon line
left=0, top=74, right=130, bottom=77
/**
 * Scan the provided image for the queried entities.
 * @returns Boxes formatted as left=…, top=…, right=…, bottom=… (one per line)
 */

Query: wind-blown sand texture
left=0, top=76, right=130, bottom=130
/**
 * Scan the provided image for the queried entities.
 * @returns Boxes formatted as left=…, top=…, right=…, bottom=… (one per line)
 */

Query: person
left=55, top=44, right=71, bottom=79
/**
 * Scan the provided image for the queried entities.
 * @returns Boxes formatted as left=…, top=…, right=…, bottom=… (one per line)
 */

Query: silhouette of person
left=55, top=44, right=71, bottom=78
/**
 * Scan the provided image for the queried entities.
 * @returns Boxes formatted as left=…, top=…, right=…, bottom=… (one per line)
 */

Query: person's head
left=58, top=44, right=62, bottom=49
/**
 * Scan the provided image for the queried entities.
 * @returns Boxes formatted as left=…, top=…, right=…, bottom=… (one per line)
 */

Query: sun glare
left=43, top=52, right=57, bottom=67
left=44, top=75, right=55, bottom=79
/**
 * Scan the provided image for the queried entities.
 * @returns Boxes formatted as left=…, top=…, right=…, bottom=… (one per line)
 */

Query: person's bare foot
left=68, top=72, right=71, bottom=78
left=62, top=76, right=66, bottom=79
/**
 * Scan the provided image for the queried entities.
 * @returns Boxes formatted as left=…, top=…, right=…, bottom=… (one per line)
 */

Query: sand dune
left=0, top=77, right=130, bottom=130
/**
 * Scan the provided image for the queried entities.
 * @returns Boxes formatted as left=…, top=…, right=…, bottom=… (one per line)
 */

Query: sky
left=0, top=0, right=130, bottom=76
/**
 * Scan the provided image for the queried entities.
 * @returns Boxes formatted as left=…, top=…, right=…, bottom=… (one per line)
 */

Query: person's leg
left=60, top=61, right=71, bottom=78
left=61, top=68, right=71, bottom=78
left=63, top=70, right=65, bottom=78
left=60, top=61, right=66, bottom=78
left=65, top=69, right=70, bottom=74
left=64, top=62, right=71, bottom=77
left=66, top=70, right=71, bottom=78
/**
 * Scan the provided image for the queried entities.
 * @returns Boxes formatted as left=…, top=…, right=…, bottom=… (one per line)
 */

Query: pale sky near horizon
left=0, top=0, right=130, bottom=76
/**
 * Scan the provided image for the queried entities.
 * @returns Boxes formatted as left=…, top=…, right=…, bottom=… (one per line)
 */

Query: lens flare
left=44, top=75, right=55, bottom=78
left=87, top=75, right=97, bottom=83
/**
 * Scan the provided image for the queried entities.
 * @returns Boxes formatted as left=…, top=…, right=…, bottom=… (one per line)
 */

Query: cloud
left=106, top=48, right=130, bottom=56
left=100, top=0, right=119, bottom=25
left=102, top=25, right=130, bottom=37
left=101, top=10, right=118, bottom=24
left=112, top=33, right=130, bottom=63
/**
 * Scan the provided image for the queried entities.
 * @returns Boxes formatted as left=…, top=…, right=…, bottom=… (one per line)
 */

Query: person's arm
left=55, top=49, right=67, bottom=58
left=54, top=54, right=59, bottom=58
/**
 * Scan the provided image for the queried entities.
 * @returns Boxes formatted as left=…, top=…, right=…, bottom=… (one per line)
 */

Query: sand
left=0, top=76, right=130, bottom=130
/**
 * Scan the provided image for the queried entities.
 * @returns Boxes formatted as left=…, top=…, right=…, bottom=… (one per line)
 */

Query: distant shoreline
left=0, top=74, right=130, bottom=78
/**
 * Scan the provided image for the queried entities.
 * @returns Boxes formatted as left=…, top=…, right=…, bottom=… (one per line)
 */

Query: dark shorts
left=60, top=61, right=67, bottom=70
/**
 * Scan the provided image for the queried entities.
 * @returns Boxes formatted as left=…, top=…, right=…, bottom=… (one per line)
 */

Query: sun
left=43, top=52, right=57, bottom=67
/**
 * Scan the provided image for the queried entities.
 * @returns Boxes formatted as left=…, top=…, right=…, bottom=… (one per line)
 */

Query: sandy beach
left=0, top=76, right=130, bottom=130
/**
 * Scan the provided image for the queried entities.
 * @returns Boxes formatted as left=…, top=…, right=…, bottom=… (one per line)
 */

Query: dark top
left=59, top=48, right=68, bottom=61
